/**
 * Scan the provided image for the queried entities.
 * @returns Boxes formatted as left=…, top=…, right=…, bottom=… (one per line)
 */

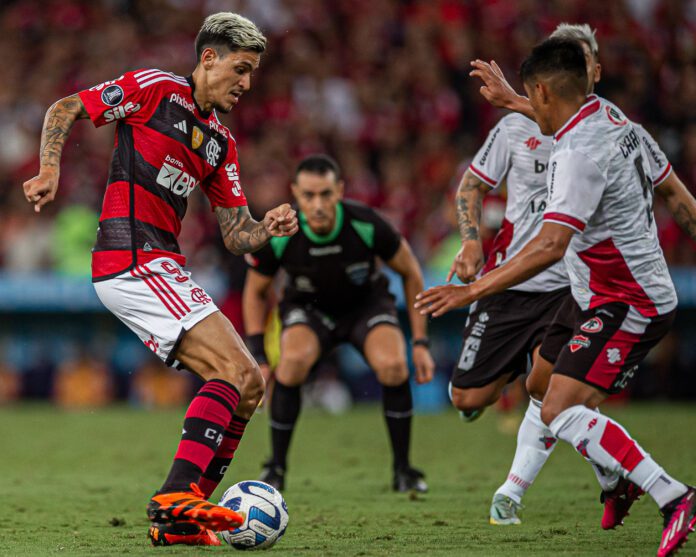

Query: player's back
left=545, top=95, right=677, bottom=317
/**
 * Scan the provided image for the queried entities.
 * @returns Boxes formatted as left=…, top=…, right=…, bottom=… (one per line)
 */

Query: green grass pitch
left=1, top=402, right=694, bottom=556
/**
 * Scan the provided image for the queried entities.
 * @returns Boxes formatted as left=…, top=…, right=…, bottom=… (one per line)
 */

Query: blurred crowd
left=1, top=0, right=696, bottom=278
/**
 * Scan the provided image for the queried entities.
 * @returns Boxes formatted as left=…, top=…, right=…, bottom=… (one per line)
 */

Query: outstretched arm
left=215, top=204, right=298, bottom=255
left=656, top=171, right=696, bottom=241
left=23, top=94, right=89, bottom=212
left=469, top=60, right=536, bottom=121
left=448, top=168, right=491, bottom=283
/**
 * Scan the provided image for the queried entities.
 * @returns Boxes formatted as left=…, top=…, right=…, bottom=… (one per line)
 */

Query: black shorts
left=451, top=287, right=571, bottom=390
left=279, top=293, right=400, bottom=356
left=538, top=295, right=580, bottom=364
left=552, top=302, right=675, bottom=394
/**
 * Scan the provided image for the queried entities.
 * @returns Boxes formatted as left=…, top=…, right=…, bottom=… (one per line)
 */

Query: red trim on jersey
left=577, top=238, right=658, bottom=317
left=653, top=162, right=672, bottom=187
left=543, top=212, right=586, bottom=232
left=585, top=328, right=642, bottom=389
left=100, top=182, right=181, bottom=235
left=142, top=264, right=191, bottom=313
left=599, top=421, right=644, bottom=472
left=554, top=97, right=602, bottom=141
left=482, top=218, right=514, bottom=274
left=131, top=266, right=183, bottom=320
left=469, top=164, right=498, bottom=187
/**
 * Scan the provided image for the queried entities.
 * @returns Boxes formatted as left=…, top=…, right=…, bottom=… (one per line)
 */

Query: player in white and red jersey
left=462, top=23, right=696, bottom=528
left=23, top=13, right=298, bottom=547
left=418, top=39, right=695, bottom=557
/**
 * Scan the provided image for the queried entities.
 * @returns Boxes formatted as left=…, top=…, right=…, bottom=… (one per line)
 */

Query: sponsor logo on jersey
left=525, top=136, right=542, bottom=150
left=104, top=101, right=141, bottom=122
left=225, top=163, right=242, bottom=196
left=192, top=126, right=204, bottom=149
left=606, top=347, right=622, bottom=364
left=101, top=85, right=124, bottom=106
left=191, top=288, right=212, bottom=304
left=309, top=245, right=342, bottom=256
left=206, top=137, right=221, bottom=166
left=534, top=159, right=547, bottom=174
left=174, top=120, right=187, bottom=133
left=295, top=276, right=315, bottom=292
left=345, top=262, right=370, bottom=285
left=156, top=159, right=199, bottom=197
left=169, top=92, right=195, bottom=113
left=580, top=317, right=604, bottom=333
left=641, top=136, right=665, bottom=170
left=606, top=105, right=627, bottom=126
left=568, top=334, right=591, bottom=353
left=478, top=127, right=500, bottom=166
left=208, top=118, right=225, bottom=134
left=143, top=242, right=152, bottom=252
left=548, top=161, right=557, bottom=197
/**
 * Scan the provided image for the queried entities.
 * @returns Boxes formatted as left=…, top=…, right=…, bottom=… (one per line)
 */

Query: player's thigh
left=449, top=372, right=513, bottom=412
left=275, top=325, right=322, bottom=386
left=175, top=311, right=262, bottom=396
left=362, top=324, right=409, bottom=386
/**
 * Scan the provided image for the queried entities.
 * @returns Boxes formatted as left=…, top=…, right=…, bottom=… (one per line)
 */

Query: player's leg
left=361, top=323, right=426, bottom=492
left=260, top=323, right=321, bottom=489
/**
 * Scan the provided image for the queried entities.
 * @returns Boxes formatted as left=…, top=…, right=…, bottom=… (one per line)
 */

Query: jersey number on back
left=633, top=154, right=654, bottom=227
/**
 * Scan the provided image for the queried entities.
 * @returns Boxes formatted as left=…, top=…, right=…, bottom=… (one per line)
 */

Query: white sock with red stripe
left=589, top=406, right=620, bottom=492
left=549, top=405, right=687, bottom=508
left=495, top=398, right=557, bottom=504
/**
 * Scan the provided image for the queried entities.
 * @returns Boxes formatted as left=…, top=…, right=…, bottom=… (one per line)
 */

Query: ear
left=537, top=81, right=552, bottom=105
left=594, top=63, right=602, bottom=83
left=290, top=181, right=300, bottom=199
left=200, top=47, right=218, bottom=69
left=336, top=180, right=345, bottom=199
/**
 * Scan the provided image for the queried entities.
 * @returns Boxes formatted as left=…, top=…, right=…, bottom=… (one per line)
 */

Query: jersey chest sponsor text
left=156, top=155, right=199, bottom=197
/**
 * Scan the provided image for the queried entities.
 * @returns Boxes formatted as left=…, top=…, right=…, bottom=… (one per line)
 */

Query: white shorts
left=93, top=257, right=219, bottom=366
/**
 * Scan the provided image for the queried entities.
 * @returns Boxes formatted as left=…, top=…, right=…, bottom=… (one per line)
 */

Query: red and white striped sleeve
left=468, top=120, right=511, bottom=189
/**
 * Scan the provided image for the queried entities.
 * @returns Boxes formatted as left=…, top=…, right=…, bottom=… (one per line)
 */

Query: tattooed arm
left=655, top=171, right=696, bottom=242
left=23, top=94, right=89, bottom=212
left=447, top=168, right=492, bottom=283
left=215, top=204, right=298, bottom=255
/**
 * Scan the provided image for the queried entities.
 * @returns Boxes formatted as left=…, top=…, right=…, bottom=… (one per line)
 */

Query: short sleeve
left=634, top=123, right=672, bottom=187
left=468, top=121, right=511, bottom=189
left=200, top=136, right=248, bottom=209
left=543, top=150, right=605, bottom=233
left=78, top=70, right=153, bottom=127
left=245, top=245, right=279, bottom=277
left=371, top=210, right=402, bottom=261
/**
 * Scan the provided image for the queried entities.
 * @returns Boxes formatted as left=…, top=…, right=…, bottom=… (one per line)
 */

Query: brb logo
left=156, top=155, right=199, bottom=197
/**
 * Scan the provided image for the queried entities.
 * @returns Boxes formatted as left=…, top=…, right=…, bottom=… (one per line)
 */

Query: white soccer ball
left=218, top=480, right=289, bottom=550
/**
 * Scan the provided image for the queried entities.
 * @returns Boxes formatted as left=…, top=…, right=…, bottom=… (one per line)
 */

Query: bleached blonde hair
left=195, top=13, right=267, bottom=60
left=550, top=23, right=599, bottom=57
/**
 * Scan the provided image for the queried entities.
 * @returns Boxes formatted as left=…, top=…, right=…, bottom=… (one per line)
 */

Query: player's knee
left=373, top=358, right=408, bottom=386
left=540, top=402, right=562, bottom=427
left=449, top=387, right=491, bottom=414
left=276, top=352, right=313, bottom=386
left=525, top=374, right=547, bottom=401
left=238, top=367, right=265, bottom=414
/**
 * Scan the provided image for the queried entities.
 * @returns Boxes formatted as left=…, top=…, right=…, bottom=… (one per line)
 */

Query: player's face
left=203, top=48, right=260, bottom=113
left=580, top=41, right=602, bottom=93
left=524, top=80, right=554, bottom=136
left=292, top=171, right=344, bottom=234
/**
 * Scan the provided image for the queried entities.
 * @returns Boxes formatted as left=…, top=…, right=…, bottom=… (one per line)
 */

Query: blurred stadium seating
left=1, top=0, right=695, bottom=405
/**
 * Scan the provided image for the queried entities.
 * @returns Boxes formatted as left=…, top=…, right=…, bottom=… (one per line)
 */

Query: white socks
left=496, top=398, right=557, bottom=504
left=549, top=405, right=687, bottom=508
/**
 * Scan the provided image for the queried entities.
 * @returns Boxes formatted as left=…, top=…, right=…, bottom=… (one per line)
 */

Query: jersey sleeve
left=468, top=120, right=511, bottom=189
left=245, top=245, right=279, bottom=277
left=200, top=136, right=248, bottom=209
left=543, top=150, right=605, bottom=233
left=634, top=123, right=672, bottom=187
left=371, top=210, right=403, bottom=261
left=77, top=70, right=154, bottom=127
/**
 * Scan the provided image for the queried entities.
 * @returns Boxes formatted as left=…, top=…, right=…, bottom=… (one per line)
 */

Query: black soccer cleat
left=393, top=466, right=428, bottom=493
left=259, top=461, right=286, bottom=491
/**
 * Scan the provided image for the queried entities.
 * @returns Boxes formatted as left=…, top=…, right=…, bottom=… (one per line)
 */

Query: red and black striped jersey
left=78, top=68, right=247, bottom=281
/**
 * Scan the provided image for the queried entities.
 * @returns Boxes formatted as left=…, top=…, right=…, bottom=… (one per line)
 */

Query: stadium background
left=1, top=0, right=695, bottom=409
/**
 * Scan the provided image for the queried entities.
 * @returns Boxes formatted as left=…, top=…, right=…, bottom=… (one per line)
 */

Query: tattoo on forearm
left=215, top=206, right=271, bottom=255
left=673, top=202, right=696, bottom=242
left=40, top=94, right=88, bottom=170
left=456, top=173, right=485, bottom=241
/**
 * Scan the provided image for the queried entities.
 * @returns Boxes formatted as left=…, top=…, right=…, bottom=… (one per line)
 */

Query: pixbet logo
left=169, top=92, right=195, bottom=113
left=156, top=158, right=199, bottom=197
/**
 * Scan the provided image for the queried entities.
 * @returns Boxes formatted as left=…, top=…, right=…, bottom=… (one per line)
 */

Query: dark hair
left=520, top=38, right=587, bottom=97
left=294, top=154, right=341, bottom=181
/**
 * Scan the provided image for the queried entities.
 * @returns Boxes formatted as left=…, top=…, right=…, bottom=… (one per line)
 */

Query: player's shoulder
left=499, top=112, right=540, bottom=135
left=499, top=112, right=550, bottom=152
left=342, top=199, right=384, bottom=222
left=126, top=68, right=191, bottom=95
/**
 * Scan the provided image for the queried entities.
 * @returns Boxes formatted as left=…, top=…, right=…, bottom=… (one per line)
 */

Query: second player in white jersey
left=543, top=94, right=677, bottom=317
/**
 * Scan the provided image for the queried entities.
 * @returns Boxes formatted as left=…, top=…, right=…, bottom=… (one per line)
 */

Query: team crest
left=580, top=317, right=603, bottom=333
left=192, top=126, right=204, bottom=149
left=606, top=105, right=627, bottom=126
left=568, top=334, right=591, bottom=353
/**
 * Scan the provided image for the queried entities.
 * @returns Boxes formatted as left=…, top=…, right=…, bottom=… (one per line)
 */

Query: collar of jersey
left=299, top=202, right=344, bottom=244
left=186, top=75, right=212, bottom=119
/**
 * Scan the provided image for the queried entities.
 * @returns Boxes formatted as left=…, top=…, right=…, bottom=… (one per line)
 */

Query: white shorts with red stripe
left=93, top=257, right=219, bottom=365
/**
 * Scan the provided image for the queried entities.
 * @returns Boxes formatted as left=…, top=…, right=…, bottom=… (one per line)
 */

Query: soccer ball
left=218, top=480, right=289, bottom=550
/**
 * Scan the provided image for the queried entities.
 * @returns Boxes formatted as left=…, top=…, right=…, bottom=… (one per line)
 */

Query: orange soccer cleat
left=148, top=521, right=221, bottom=546
left=147, top=482, right=244, bottom=531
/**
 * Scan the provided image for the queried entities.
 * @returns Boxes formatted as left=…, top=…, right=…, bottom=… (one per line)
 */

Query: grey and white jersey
left=543, top=95, right=677, bottom=317
left=469, top=113, right=568, bottom=292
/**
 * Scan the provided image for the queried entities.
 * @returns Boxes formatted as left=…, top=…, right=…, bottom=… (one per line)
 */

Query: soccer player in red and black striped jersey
left=23, top=12, right=298, bottom=547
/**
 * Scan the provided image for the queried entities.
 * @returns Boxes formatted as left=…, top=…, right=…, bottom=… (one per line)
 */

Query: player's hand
left=446, top=241, right=484, bottom=284
left=23, top=169, right=59, bottom=213
left=412, top=345, right=435, bottom=385
left=264, top=204, right=298, bottom=238
left=469, top=59, right=521, bottom=110
left=414, top=284, right=476, bottom=317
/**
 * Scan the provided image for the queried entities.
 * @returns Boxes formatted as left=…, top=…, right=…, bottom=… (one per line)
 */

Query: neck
left=191, top=65, right=214, bottom=113
left=550, top=95, right=587, bottom=134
